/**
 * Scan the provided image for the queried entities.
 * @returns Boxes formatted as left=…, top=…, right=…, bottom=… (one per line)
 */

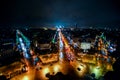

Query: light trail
left=18, top=37, right=30, bottom=58
left=16, top=30, right=30, bottom=58
left=64, top=32, right=79, bottom=48
left=58, top=28, right=64, bottom=59
left=17, top=30, right=30, bottom=48
left=60, top=31, right=75, bottom=61
left=16, top=30, right=31, bottom=67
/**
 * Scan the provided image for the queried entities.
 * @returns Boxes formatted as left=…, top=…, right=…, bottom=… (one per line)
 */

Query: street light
left=43, top=67, right=49, bottom=75
left=23, top=76, right=29, bottom=80
left=53, top=65, right=60, bottom=74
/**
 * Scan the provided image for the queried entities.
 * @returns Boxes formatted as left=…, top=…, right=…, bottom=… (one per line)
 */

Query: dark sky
left=0, top=0, right=120, bottom=27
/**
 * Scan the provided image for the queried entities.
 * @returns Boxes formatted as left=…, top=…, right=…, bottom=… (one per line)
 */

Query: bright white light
left=43, top=67, right=49, bottom=75
left=54, top=65, right=60, bottom=73
left=23, top=48, right=27, bottom=52
left=57, top=28, right=60, bottom=31
left=22, top=46, right=26, bottom=51
left=60, top=52, right=64, bottom=58
left=60, top=41, right=63, bottom=49
left=23, top=76, right=29, bottom=80
left=21, top=43, right=24, bottom=47
left=19, top=38, right=23, bottom=42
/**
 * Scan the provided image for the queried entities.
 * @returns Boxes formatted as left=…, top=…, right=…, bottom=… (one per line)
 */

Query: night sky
left=0, top=0, right=120, bottom=27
